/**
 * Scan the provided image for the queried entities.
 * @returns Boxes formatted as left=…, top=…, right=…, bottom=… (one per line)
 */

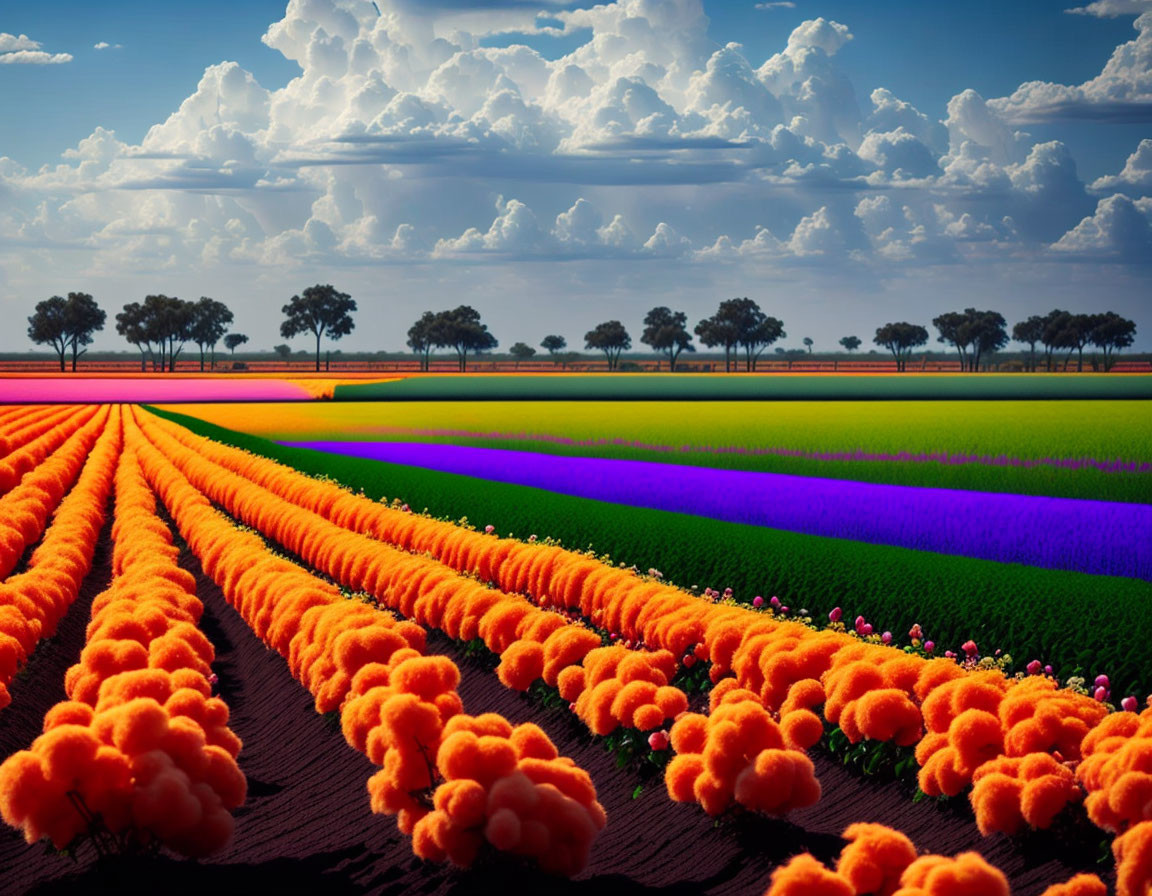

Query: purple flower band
left=284, top=440, right=1152, bottom=581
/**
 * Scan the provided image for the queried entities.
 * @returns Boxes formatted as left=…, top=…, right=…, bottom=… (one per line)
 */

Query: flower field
left=2, top=393, right=1151, bottom=895
left=171, top=398, right=1152, bottom=502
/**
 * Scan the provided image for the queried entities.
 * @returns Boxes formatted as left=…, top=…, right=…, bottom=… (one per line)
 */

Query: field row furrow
left=126, top=409, right=608, bottom=874
left=0, top=407, right=118, bottom=710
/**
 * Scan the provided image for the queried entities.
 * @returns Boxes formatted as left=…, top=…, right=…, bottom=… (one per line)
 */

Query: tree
left=189, top=297, right=233, bottom=371
left=223, top=333, right=248, bottom=356
left=142, top=295, right=195, bottom=372
left=802, top=337, right=813, bottom=354
left=407, top=312, right=439, bottom=372
left=839, top=335, right=861, bottom=353
left=28, top=292, right=105, bottom=371
left=273, top=344, right=292, bottom=362
left=116, top=302, right=156, bottom=372
left=64, top=293, right=105, bottom=372
left=694, top=304, right=742, bottom=372
left=584, top=321, right=631, bottom=371
left=741, top=313, right=785, bottom=371
left=874, top=322, right=928, bottom=372
left=1051, top=313, right=1096, bottom=372
left=430, top=306, right=497, bottom=372
left=1012, top=316, right=1047, bottom=372
left=641, top=307, right=695, bottom=371
left=28, top=296, right=70, bottom=372
left=1040, top=310, right=1073, bottom=372
left=1089, top=312, right=1136, bottom=372
left=280, top=284, right=356, bottom=372
left=934, top=308, right=1007, bottom=371
left=966, top=309, right=1008, bottom=372
left=541, top=335, right=567, bottom=363
left=932, top=311, right=974, bottom=371
left=508, top=342, right=536, bottom=368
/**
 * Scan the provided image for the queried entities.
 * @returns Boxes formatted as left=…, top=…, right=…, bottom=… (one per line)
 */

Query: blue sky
left=1, top=0, right=1150, bottom=354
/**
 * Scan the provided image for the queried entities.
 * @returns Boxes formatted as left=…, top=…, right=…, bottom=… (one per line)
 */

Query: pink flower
left=1122, top=696, right=1139, bottom=713
left=752, top=596, right=764, bottom=608
left=881, top=631, right=892, bottom=645
left=569, top=702, right=578, bottom=713
left=1044, top=665, right=1054, bottom=675
left=829, top=607, right=843, bottom=623
left=648, top=730, right=670, bottom=751
left=682, top=654, right=697, bottom=668
left=1094, top=686, right=1109, bottom=702
left=770, top=596, right=781, bottom=609
left=1026, top=660, right=1043, bottom=676
left=961, top=640, right=978, bottom=657
left=860, top=623, right=872, bottom=636
left=923, top=641, right=935, bottom=653
left=855, top=615, right=865, bottom=630
left=945, top=650, right=956, bottom=659
left=484, top=524, right=495, bottom=534
left=780, top=606, right=790, bottom=615
left=400, top=503, right=410, bottom=513
left=908, top=623, right=923, bottom=640
left=1095, top=674, right=1111, bottom=689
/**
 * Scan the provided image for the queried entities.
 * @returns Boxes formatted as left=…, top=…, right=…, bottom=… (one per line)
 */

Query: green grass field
left=150, top=405, right=1152, bottom=698
left=164, top=399, right=1152, bottom=503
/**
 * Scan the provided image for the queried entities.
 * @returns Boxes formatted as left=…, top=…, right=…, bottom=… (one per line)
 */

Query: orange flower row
left=666, top=678, right=821, bottom=817
left=1079, top=705, right=1152, bottom=834
left=763, top=821, right=1109, bottom=896
left=0, top=407, right=110, bottom=579
left=136, top=410, right=690, bottom=740
left=0, top=405, right=84, bottom=461
left=138, top=411, right=1124, bottom=838
left=0, top=405, right=98, bottom=495
left=0, top=432, right=246, bottom=857
left=126, top=411, right=606, bottom=874
left=0, top=406, right=119, bottom=711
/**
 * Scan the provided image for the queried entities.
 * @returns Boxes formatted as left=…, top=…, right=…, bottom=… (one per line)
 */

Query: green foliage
left=147, top=406, right=1152, bottom=699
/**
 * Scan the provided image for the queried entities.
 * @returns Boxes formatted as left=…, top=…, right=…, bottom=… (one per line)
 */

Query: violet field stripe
left=284, top=440, right=1152, bottom=581
left=327, top=426, right=1152, bottom=474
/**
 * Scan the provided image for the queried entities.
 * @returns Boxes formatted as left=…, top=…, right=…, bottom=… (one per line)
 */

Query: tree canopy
left=114, top=295, right=193, bottom=372
left=839, top=335, right=861, bottom=353
left=508, top=342, right=536, bottom=366
left=407, top=311, right=439, bottom=371
left=28, top=292, right=106, bottom=371
left=281, top=284, right=356, bottom=371
left=1011, top=315, right=1047, bottom=372
left=1088, top=312, right=1137, bottom=371
left=430, top=306, right=498, bottom=372
left=541, top=335, right=567, bottom=358
left=874, top=322, right=928, bottom=372
left=223, top=333, right=248, bottom=354
left=189, top=297, right=233, bottom=371
left=641, top=306, right=695, bottom=371
left=584, top=320, right=631, bottom=370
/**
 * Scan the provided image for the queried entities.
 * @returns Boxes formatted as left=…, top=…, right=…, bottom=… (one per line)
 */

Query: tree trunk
left=1077, top=347, right=1084, bottom=372
left=315, top=330, right=322, bottom=372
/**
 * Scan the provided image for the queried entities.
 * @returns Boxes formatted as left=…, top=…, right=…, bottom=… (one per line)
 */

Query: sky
left=1, top=0, right=1150, bottom=355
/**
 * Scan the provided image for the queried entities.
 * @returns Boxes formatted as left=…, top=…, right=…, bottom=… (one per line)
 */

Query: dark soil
left=0, top=529, right=1112, bottom=896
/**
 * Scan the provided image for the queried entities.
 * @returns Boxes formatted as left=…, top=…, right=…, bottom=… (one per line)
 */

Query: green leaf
left=632, top=785, right=644, bottom=800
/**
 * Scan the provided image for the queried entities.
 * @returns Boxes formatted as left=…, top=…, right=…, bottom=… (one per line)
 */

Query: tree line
left=27, top=288, right=1138, bottom=373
